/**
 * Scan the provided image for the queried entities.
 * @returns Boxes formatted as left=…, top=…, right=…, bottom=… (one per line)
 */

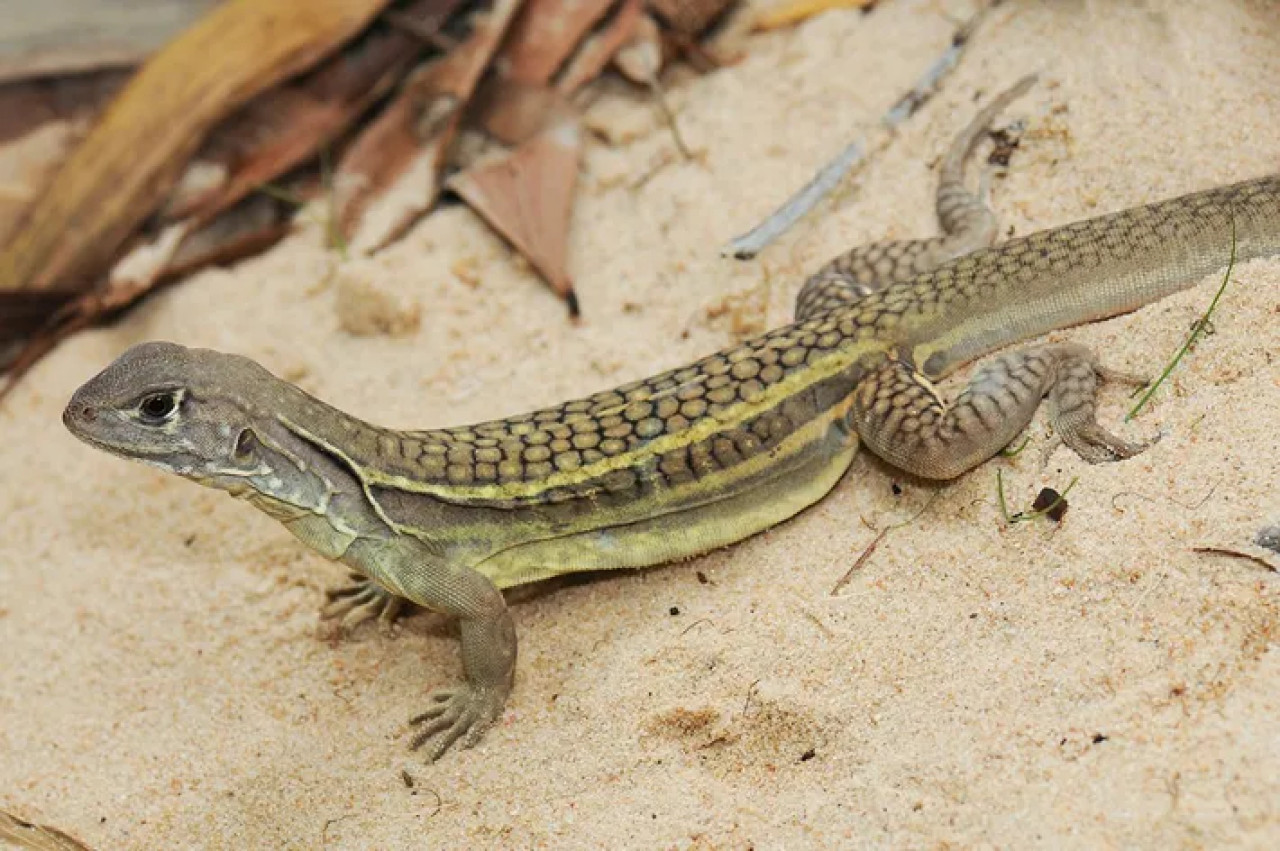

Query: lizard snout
left=62, top=392, right=99, bottom=432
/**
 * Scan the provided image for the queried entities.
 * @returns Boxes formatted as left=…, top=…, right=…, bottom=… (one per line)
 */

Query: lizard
left=61, top=76, right=1280, bottom=762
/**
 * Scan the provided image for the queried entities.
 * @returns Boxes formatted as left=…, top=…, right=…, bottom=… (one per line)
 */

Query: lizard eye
left=138, top=392, right=179, bottom=424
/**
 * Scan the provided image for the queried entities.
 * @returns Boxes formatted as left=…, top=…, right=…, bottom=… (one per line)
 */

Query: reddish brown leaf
left=0, top=71, right=130, bottom=147
left=161, top=195, right=296, bottom=282
left=500, top=0, right=616, bottom=85
left=471, top=78, right=577, bottom=146
left=612, top=13, right=666, bottom=84
left=555, top=0, right=643, bottom=96
left=108, top=189, right=299, bottom=300
left=646, top=0, right=736, bottom=35
left=0, top=0, right=393, bottom=296
left=0, top=188, right=301, bottom=398
left=0, top=289, right=76, bottom=343
left=447, top=119, right=583, bottom=312
left=161, top=11, right=442, bottom=227
left=336, top=0, right=526, bottom=252
left=382, top=0, right=471, bottom=50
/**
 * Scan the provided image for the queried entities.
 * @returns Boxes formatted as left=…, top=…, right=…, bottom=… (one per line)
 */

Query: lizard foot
left=1049, top=349, right=1159, bottom=464
left=320, top=572, right=407, bottom=636
left=408, top=684, right=505, bottom=762
left=1057, top=421, right=1159, bottom=464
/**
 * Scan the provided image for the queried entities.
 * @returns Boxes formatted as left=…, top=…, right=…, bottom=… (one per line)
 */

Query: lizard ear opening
left=233, top=428, right=258, bottom=461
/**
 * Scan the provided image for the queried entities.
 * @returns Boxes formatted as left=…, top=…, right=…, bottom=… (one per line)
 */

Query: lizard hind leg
left=793, top=74, right=1037, bottom=322
left=849, top=343, right=1154, bottom=481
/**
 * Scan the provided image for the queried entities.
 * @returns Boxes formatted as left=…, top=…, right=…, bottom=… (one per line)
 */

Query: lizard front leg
left=320, top=572, right=407, bottom=635
left=343, top=536, right=517, bottom=762
left=850, top=343, right=1152, bottom=480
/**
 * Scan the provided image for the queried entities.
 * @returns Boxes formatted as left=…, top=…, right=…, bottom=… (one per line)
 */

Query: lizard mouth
left=63, top=424, right=145, bottom=461
left=62, top=408, right=196, bottom=474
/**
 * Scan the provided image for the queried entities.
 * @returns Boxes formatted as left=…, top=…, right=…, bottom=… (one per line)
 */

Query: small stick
left=1192, top=547, right=1276, bottom=572
left=645, top=72, right=694, bottom=160
left=723, top=140, right=864, bottom=259
left=830, top=490, right=939, bottom=595
left=721, top=0, right=1002, bottom=259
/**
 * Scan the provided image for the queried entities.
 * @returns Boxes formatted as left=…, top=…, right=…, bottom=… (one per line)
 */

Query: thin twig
left=723, top=140, right=865, bottom=259
left=830, top=490, right=940, bottom=595
left=255, top=183, right=308, bottom=206
left=881, top=3, right=992, bottom=128
left=645, top=73, right=693, bottom=160
left=829, top=527, right=885, bottom=596
left=319, top=145, right=349, bottom=260
left=720, top=0, right=1002, bottom=258
left=1126, top=215, right=1237, bottom=421
left=1192, top=547, right=1276, bottom=572
left=383, top=10, right=458, bottom=52
left=1109, top=481, right=1219, bottom=513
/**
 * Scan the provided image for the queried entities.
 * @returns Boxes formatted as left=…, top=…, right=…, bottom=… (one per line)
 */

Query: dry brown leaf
left=471, top=78, right=578, bottom=146
left=110, top=193, right=296, bottom=297
left=0, top=72, right=134, bottom=259
left=0, top=71, right=130, bottom=148
left=0, top=290, right=73, bottom=344
left=646, top=0, right=736, bottom=34
left=0, top=183, right=295, bottom=392
left=447, top=119, right=583, bottom=313
left=330, top=68, right=439, bottom=246
left=751, top=0, right=875, bottom=31
left=0, top=0, right=393, bottom=297
left=555, top=0, right=644, bottom=96
left=165, top=199, right=296, bottom=282
left=612, top=13, right=666, bottom=84
left=500, top=0, right=616, bottom=85
left=336, top=0, right=526, bottom=253
left=161, top=6, right=443, bottom=228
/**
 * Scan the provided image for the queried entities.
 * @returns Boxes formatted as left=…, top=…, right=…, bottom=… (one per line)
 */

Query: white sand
left=3, top=1, right=1279, bottom=847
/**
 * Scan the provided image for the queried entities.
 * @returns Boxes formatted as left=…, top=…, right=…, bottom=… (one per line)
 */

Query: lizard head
left=63, top=341, right=289, bottom=489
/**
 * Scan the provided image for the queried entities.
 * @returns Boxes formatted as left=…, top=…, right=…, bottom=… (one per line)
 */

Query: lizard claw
left=408, top=684, right=504, bottom=762
left=1061, top=421, right=1159, bottom=464
left=320, top=573, right=407, bottom=636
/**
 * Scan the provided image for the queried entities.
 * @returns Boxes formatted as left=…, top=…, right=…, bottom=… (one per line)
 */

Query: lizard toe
left=409, top=685, right=502, bottom=761
left=319, top=576, right=409, bottom=637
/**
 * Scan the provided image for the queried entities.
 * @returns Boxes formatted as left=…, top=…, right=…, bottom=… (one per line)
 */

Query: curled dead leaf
left=446, top=119, right=583, bottom=314
left=0, top=0, right=394, bottom=296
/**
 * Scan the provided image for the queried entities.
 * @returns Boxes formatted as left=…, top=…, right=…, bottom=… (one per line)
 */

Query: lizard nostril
left=79, top=405, right=96, bottom=422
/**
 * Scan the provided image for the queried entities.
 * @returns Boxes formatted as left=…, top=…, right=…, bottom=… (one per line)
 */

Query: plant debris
left=337, top=0, right=526, bottom=253
left=0, top=0, right=744, bottom=396
left=0, top=0, right=392, bottom=296
left=447, top=119, right=584, bottom=313
left=751, top=0, right=876, bottom=32
left=722, top=0, right=1004, bottom=258
left=0, top=808, right=96, bottom=851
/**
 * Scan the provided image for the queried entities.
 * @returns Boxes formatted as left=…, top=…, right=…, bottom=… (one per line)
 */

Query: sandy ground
left=4, top=0, right=1280, bottom=847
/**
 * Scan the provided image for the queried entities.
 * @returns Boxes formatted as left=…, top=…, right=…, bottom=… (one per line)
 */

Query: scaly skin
left=793, top=74, right=1037, bottom=317
left=62, top=78, right=1280, bottom=761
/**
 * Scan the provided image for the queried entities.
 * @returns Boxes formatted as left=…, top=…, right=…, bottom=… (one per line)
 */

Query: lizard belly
left=473, top=439, right=859, bottom=588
